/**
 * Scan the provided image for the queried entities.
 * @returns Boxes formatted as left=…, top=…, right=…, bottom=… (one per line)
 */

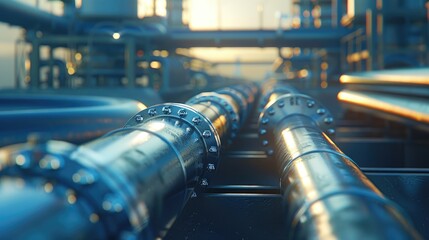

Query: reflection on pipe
left=338, top=90, right=429, bottom=125
left=0, top=95, right=145, bottom=146
left=340, top=68, right=429, bottom=85
left=258, top=83, right=422, bottom=239
left=0, top=84, right=257, bottom=239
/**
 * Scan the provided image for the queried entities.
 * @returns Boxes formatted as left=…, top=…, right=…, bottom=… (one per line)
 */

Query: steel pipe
left=0, top=84, right=257, bottom=239
left=258, top=80, right=300, bottom=112
left=0, top=0, right=71, bottom=33
left=340, top=68, right=429, bottom=86
left=338, top=90, right=429, bottom=130
left=0, top=95, right=145, bottom=146
left=258, top=84, right=422, bottom=239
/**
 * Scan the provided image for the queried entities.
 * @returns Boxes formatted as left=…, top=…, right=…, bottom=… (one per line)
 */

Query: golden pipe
left=338, top=90, right=429, bottom=124
left=340, top=68, right=429, bottom=85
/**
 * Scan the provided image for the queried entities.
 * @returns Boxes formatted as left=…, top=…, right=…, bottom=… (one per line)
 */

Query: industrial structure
left=0, top=0, right=428, bottom=239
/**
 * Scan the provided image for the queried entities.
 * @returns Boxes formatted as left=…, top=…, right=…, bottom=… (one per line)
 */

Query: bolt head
left=135, top=115, right=144, bottom=123
left=262, top=140, right=269, bottom=146
left=192, top=117, right=201, bottom=125
left=201, top=178, right=209, bottom=186
left=207, top=163, right=216, bottom=171
left=208, top=146, right=217, bottom=153
left=261, top=117, right=269, bottom=125
left=324, top=117, right=333, bottom=124
left=162, top=106, right=172, bottom=114
left=317, top=108, right=326, bottom=115
left=202, top=130, right=212, bottom=138
left=178, top=109, right=187, bottom=117
left=148, top=108, right=157, bottom=116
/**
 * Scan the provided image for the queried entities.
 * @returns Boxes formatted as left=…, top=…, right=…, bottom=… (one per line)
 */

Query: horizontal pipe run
left=258, top=83, right=422, bottom=239
left=338, top=90, right=429, bottom=125
left=339, top=68, right=429, bottom=86
left=0, top=84, right=258, bottom=239
left=0, top=0, right=71, bottom=33
left=0, top=95, right=145, bottom=146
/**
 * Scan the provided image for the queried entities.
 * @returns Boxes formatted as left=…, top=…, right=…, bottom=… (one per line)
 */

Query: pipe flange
left=258, top=94, right=335, bottom=155
left=217, top=87, right=248, bottom=124
left=230, top=83, right=259, bottom=107
left=187, top=93, right=240, bottom=141
left=125, top=103, right=221, bottom=184
left=259, top=86, right=297, bottom=111
left=0, top=141, right=130, bottom=237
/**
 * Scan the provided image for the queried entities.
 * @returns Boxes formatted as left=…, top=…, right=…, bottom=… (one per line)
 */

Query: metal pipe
left=258, top=80, right=300, bottom=112
left=0, top=84, right=257, bottom=239
left=339, top=68, right=429, bottom=86
left=0, top=95, right=145, bottom=146
left=258, top=84, right=422, bottom=239
left=0, top=0, right=71, bottom=33
left=338, top=90, right=429, bottom=126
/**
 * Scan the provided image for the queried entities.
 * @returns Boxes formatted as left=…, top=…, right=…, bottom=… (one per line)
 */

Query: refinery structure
left=0, top=0, right=428, bottom=239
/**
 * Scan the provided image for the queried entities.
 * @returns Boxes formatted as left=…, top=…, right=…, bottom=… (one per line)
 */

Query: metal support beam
left=29, top=36, right=40, bottom=89
left=125, top=38, right=136, bottom=88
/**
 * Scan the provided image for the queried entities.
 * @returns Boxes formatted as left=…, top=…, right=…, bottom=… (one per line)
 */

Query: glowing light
left=44, top=183, right=53, bottom=193
left=153, top=50, right=160, bottom=56
left=67, top=67, right=75, bottom=75
left=75, top=52, right=82, bottom=61
left=137, top=0, right=147, bottom=18
left=67, top=193, right=77, bottom=204
left=321, top=81, right=328, bottom=88
left=293, top=48, right=301, bottom=56
left=112, top=32, right=121, bottom=40
left=292, top=17, right=301, bottom=28
left=298, top=69, right=309, bottom=78
left=75, top=0, right=82, bottom=8
left=15, top=154, right=26, bottom=166
left=150, top=61, right=161, bottom=69
left=155, top=0, right=167, bottom=16
left=138, top=61, right=149, bottom=69
left=89, top=214, right=99, bottom=223
left=25, top=59, right=31, bottom=71
left=137, top=50, right=144, bottom=57
left=314, top=19, right=321, bottom=28
left=321, top=62, right=329, bottom=70
left=303, top=10, right=310, bottom=18
left=160, top=50, right=169, bottom=57
left=347, top=0, right=355, bottom=17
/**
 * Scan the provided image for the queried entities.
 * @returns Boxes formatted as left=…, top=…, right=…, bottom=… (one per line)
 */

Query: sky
left=0, top=0, right=292, bottom=88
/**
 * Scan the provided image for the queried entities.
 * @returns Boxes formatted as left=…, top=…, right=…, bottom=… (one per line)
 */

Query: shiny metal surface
left=0, top=95, right=145, bottom=146
left=0, top=84, right=257, bottom=239
left=258, top=80, right=300, bottom=111
left=340, top=68, right=429, bottom=86
left=338, top=90, right=429, bottom=128
left=258, top=84, right=422, bottom=239
left=187, top=92, right=241, bottom=145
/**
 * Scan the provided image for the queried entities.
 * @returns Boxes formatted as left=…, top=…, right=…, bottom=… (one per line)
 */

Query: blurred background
left=0, top=0, right=428, bottom=239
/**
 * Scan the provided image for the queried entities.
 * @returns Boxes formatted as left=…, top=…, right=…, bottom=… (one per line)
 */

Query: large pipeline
left=0, top=0, right=71, bottom=33
left=258, top=83, right=422, bottom=239
left=0, top=84, right=257, bottom=239
left=0, top=95, right=145, bottom=146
